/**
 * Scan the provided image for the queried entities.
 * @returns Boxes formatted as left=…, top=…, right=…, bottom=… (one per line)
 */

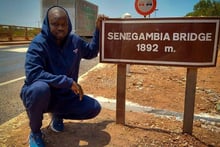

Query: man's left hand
left=96, top=14, right=108, bottom=30
left=71, top=81, right=84, bottom=101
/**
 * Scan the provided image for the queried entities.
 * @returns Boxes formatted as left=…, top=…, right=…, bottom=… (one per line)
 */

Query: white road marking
left=0, top=76, right=25, bottom=86
left=0, top=47, right=27, bottom=52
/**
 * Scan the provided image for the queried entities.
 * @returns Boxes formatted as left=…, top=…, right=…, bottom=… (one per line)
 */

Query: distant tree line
left=186, top=0, right=220, bottom=16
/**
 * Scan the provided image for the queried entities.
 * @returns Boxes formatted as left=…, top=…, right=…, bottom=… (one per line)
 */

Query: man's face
left=48, top=8, right=69, bottom=41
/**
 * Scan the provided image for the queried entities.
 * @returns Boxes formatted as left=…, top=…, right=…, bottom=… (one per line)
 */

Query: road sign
left=135, top=0, right=157, bottom=16
left=100, top=17, right=220, bottom=67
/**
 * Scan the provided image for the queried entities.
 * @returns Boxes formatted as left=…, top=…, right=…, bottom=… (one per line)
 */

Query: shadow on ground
left=42, top=120, right=113, bottom=147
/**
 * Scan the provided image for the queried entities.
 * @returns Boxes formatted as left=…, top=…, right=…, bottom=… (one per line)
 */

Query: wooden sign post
left=100, top=17, right=220, bottom=134
left=116, top=64, right=127, bottom=124
left=183, top=68, right=198, bottom=134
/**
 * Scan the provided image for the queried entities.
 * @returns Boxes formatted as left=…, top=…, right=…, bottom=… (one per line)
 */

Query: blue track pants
left=20, top=81, right=101, bottom=133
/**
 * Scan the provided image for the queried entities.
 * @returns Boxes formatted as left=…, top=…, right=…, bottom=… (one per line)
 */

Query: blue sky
left=0, top=0, right=199, bottom=27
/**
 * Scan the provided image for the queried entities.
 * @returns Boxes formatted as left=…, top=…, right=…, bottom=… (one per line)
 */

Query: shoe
left=50, top=117, right=64, bottom=132
left=29, top=132, right=45, bottom=147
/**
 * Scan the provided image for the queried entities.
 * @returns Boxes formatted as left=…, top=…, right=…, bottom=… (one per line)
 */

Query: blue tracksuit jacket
left=22, top=8, right=99, bottom=97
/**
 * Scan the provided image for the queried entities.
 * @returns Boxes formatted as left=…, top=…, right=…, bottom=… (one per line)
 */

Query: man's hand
left=96, top=14, right=108, bottom=30
left=71, top=81, right=84, bottom=101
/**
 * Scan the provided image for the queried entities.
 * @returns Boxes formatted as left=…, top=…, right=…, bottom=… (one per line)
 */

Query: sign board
left=135, top=0, right=157, bottom=16
left=100, top=17, right=220, bottom=67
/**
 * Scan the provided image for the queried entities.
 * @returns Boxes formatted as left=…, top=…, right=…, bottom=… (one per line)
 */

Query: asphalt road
left=0, top=45, right=99, bottom=124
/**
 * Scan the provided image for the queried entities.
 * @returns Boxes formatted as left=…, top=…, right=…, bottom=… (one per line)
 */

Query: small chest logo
left=73, top=48, right=78, bottom=54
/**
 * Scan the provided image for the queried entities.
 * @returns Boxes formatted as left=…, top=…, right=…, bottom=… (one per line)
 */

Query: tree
left=186, top=0, right=220, bottom=16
